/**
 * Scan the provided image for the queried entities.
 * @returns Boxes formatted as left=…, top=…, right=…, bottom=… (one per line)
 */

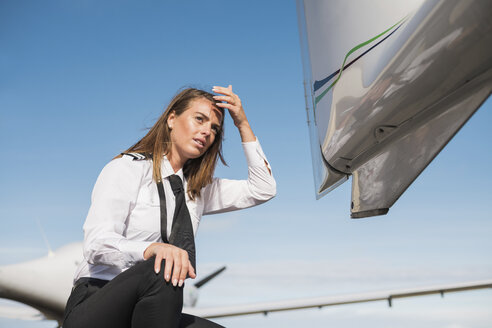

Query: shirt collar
left=161, top=155, right=184, bottom=181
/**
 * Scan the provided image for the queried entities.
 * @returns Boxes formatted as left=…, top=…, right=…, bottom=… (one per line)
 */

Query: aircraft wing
left=1, top=280, right=490, bottom=324
left=184, top=279, right=492, bottom=318
left=297, top=0, right=492, bottom=217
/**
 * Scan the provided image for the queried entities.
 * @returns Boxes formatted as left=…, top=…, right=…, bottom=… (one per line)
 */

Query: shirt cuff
left=119, top=240, right=153, bottom=263
left=242, top=138, right=271, bottom=170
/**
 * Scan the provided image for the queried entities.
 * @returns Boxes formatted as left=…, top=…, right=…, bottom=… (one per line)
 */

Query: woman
left=63, top=85, right=276, bottom=328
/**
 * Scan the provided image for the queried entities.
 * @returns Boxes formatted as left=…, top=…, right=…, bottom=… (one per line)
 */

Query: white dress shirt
left=73, top=138, right=276, bottom=283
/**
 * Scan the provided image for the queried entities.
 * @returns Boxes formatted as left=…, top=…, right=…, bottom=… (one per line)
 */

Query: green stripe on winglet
left=315, top=16, right=407, bottom=105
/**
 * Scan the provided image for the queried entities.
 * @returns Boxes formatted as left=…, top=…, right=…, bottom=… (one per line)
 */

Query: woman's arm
left=213, top=85, right=271, bottom=173
left=83, top=157, right=152, bottom=268
left=201, top=138, right=276, bottom=215
left=213, top=85, right=255, bottom=143
left=202, top=85, right=276, bottom=214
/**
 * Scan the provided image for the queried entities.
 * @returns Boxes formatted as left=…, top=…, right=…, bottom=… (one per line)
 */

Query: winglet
left=194, top=266, right=226, bottom=289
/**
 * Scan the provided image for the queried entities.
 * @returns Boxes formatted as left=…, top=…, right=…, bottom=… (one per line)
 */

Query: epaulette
left=121, top=152, right=152, bottom=161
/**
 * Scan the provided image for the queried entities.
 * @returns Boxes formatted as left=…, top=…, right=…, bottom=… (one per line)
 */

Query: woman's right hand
left=143, top=242, right=196, bottom=287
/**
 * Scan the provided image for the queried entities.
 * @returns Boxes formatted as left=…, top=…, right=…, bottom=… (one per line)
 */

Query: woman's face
left=167, top=98, right=222, bottom=164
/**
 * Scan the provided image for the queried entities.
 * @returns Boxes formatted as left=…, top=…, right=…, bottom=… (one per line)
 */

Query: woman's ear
left=167, top=112, right=175, bottom=130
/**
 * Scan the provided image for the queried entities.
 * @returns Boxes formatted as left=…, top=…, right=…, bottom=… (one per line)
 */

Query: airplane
left=297, top=0, right=492, bottom=217
left=0, top=243, right=491, bottom=326
left=0, top=243, right=226, bottom=325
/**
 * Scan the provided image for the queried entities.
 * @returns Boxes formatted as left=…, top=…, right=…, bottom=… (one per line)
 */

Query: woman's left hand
left=213, top=85, right=255, bottom=142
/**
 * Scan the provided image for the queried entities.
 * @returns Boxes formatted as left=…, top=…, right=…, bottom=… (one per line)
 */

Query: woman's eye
left=195, top=116, right=203, bottom=123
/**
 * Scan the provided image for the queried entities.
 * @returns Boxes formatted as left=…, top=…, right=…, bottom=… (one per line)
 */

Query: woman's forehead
left=188, top=98, right=223, bottom=122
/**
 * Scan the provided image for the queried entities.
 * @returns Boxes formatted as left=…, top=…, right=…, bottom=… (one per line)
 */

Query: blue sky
left=1, top=1, right=491, bottom=327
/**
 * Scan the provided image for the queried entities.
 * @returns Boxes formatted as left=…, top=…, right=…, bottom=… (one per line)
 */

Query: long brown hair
left=117, top=88, right=226, bottom=200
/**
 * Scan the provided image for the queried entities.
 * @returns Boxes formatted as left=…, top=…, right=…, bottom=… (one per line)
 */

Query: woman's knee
left=128, top=255, right=164, bottom=280
left=140, top=258, right=182, bottom=298
left=142, top=256, right=167, bottom=283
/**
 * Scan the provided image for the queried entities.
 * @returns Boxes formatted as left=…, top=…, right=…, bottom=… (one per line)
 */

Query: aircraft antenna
left=36, top=218, right=54, bottom=257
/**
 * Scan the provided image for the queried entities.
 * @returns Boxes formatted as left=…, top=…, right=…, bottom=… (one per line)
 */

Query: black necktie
left=156, top=175, right=196, bottom=272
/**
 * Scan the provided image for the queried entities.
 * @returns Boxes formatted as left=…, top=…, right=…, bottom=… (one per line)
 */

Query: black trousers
left=63, top=256, right=224, bottom=328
